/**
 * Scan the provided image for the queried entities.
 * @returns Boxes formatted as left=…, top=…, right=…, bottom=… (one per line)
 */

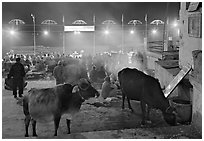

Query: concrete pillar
left=189, top=50, right=202, bottom=135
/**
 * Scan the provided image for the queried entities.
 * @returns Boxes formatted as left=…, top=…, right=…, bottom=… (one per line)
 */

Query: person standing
left=53, top=61, right=64, bottom=85
left=89, top=65, right=97, bottom=83
left=97, top=66, right=107, bottom=83
left=8, top=58, right=26, bottom=98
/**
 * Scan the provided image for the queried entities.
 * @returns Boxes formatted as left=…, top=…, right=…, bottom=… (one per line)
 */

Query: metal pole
left=145, top=14, right=148, bottom=52
left=31, top=14, right=36, bottom=55
left=93, top=28, right=96, bottom=56
left=163, top=2, right=169, bottom=51
left=63, top=31, right=65, bottom=54
left=122, top=14, right=124, bottom=53
left=34, top=19, right=36, bottom=55
left=93, top=14, right=96, bottom=56
left=62, top=15, right=65, bottom=54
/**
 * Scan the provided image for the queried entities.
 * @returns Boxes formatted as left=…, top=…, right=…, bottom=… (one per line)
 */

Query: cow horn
left=72, top=85, right=79, bottom=93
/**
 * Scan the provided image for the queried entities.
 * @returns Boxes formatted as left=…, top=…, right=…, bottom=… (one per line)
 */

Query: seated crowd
left=3, top=50, right=144, bottom=100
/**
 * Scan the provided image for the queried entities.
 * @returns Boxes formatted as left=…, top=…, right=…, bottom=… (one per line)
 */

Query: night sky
left=2, top=2, right=180, bottom=25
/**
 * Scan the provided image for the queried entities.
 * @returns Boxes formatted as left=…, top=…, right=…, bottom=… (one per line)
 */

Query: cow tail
left=23, top=96, right=30, bottom=116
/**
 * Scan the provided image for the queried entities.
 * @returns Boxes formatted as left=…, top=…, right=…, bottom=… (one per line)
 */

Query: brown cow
left=118, top=68, right=177, bottom=126
left=23, top=78, right=99, bottom=137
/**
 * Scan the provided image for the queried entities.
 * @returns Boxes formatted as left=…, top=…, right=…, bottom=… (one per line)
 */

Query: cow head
left=72, top=78, right=99, bottom=100
left=162, top=106, right=177, bottom=126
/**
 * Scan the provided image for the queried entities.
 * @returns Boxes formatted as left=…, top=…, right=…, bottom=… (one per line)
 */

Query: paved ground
left=2, top=79, right=202, bottom=139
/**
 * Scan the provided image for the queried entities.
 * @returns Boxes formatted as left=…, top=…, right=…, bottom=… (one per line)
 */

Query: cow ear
left=72, top=85, right=79, bottom=93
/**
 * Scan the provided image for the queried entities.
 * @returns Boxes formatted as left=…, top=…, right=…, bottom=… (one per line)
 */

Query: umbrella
left=102, top=20, right=116, bottom=25
left=128, top=20, right=142, bottom=25
left=150, top=20, right=164, bottom=25
left=8, top=19, right=25, bottom=25
left=41, top=20, right=57, bottom=25
left=72, top=20, right=87, bottom=25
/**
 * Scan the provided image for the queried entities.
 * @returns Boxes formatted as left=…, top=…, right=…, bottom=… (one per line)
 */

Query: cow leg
left=54, top=116, right=61, bottom=136
left=31, top=119, right=37, bottom=137
left=146, top=104, right=152, bottom=124
left=146, top=105, right=152, bottom=124
left=66, top=119, right=71, bottom=134
left=24, top=115, right=31, bottom=137
left=140, top=101, right=147, bottom=125
left=127, top=97, right=133, bottom=112
left=122, top=92, right=125, bottom=109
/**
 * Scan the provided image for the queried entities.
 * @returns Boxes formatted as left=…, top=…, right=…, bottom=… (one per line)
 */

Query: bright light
left=104, top=30, right=109, bottom=35
left=43, top=30, right=49, bottom=35
left=173, top=22, right=178, bottom=27
left=9, top=30, right=15, bottom=35
left=130, top=30, right=134, bottom=34
left=80, top=50, right=84, bottom=53
left=152, top=29, right=157, bottom=34
left=177, top=29, right=180, bottom=36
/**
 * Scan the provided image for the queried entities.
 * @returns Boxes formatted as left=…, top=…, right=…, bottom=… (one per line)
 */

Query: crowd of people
left=3, top=51, right=66, bottom=74
left=3, top=50, right=145, bottom=100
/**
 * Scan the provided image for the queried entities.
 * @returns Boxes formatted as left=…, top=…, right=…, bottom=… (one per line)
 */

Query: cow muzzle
left=166, top=106, right=179, bottom=117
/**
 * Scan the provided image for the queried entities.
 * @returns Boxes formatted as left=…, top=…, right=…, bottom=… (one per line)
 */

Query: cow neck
left=165, top=105, right=172, bottom=113
left=77, top=85, right=85, bottom=101
left=163, top=100, right=174, bottom=113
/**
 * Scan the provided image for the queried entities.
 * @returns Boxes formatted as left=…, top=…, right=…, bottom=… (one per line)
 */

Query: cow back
left=118, top=68, right=169, bottom=111
left=26, top=84, right=76, bottom=122
left=118, top=68, right=146, bottom=100
left=142, top=74, right=169, bottom=111
left=27, top=88, right=58, bottom=122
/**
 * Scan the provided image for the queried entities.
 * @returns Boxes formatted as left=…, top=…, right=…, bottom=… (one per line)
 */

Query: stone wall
left=189, top=50, right=202, bottom=134
left=179, top=3, right=202, bottom=68
left=191, top=50, right=202, bottom=83
left=190, top=78, right=202, bottom=134
left=179, top=3, right=202, bottom=134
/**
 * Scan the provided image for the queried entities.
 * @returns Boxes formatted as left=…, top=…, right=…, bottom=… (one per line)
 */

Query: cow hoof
left=33, top=134, right=38, bottom=137
left=25, top=134, right=29, bottom=137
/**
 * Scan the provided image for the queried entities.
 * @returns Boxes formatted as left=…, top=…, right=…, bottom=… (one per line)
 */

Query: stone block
left=192, top=50, right=202, bottom=83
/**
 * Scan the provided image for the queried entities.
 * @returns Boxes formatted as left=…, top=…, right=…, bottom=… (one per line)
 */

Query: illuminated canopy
left=150, top=20, right=164, bottom=25
left=72, top=20, right=87, bottom=25
left=41, top=20, right=57, bottom=25
left=8, top=19, right=25, bottom=25
left=64, top=26, right=95, bottom=31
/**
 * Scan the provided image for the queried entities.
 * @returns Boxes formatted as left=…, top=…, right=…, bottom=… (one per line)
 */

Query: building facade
left=179, top=2, right=202, bottom=134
